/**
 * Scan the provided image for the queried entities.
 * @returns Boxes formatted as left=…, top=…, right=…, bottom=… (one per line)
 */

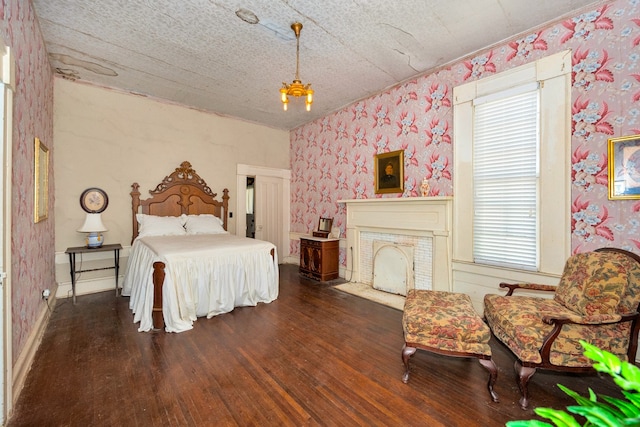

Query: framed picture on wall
left=374, top=149, right=404, bottom=194
left=34, top=137, right=49, bottom=223
left=608, top=134, right=640, bottom=200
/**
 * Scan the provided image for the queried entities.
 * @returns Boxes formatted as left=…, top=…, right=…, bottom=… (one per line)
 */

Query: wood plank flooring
left=7, top=264, right=624, bottom=426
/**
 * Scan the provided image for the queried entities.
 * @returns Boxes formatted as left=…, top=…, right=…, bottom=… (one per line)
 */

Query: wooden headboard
left=130, top=161, right=229, bottom=243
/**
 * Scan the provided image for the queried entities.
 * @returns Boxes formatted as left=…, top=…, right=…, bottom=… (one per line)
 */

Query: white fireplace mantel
left=338, top=197, right=453, bottom=292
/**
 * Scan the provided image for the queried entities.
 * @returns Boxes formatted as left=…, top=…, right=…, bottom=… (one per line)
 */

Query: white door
left=255, top=176, right=283, bottom=255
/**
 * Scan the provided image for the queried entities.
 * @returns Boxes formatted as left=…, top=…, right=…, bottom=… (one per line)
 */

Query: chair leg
left=514, top=360, right=536, bottom=410
left=478, top=358, right=499, bottom=403
left=401, top=343, right=416, bottom=383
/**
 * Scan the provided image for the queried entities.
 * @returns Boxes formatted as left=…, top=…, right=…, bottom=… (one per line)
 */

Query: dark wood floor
left=8, top=264, right=624, bottom=426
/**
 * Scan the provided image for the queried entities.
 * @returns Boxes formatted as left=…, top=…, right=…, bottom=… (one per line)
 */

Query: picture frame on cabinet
left=608, top=134, right=640, bottom=200
left=34, top=137, right=49, bottom=223
left=374, top=149, right=404, bottom=194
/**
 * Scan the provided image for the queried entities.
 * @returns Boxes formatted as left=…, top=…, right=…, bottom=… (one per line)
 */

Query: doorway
left=236, top=164, right=291, bottom=261
left=246, top=177, right=255, bottom=238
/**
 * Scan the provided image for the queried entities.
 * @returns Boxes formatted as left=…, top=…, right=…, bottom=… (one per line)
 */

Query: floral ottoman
left=402, top=289, right=498, bottom=402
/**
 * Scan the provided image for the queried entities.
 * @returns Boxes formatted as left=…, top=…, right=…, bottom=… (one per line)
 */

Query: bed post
left=152, top=262, right=165, bottom=330
left=131, top=183, right=141, bottom=244
left=222, top=188, right=230, bottom=231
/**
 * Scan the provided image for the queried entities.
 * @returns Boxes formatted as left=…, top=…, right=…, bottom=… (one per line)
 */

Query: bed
left=122, top=161, right=278, bottom=332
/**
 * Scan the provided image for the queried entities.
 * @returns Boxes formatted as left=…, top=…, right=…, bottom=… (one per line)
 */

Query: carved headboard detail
left=130, top=161, right=229, bottom=243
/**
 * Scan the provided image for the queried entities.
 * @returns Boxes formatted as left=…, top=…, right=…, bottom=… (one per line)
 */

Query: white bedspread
left=122, top=234, right=279, bottom=332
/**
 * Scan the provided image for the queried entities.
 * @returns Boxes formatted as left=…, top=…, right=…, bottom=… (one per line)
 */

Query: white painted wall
left=53, top=78, right=289, bottom=292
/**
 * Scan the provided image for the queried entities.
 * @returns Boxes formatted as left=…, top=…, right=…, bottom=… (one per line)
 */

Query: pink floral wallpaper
left=290, top=0, right=640, bottom=265
left=1, top=1, right=55, bottom=361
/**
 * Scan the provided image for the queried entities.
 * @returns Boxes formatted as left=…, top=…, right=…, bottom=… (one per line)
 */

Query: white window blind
left=472, top=87, right=539, bottom=269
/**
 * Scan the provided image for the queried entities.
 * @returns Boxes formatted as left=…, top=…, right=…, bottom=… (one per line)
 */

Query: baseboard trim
left=12, top=291, right=57, bottom=405
left=56, top=276, right=122, bottom=300
left=281, top=256, right=299, bottom=265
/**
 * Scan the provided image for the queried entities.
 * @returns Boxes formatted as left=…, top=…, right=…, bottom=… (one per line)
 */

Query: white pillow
left=136, top=214, right=186, bottom=237
left=183, top=214, right=227, bottom=235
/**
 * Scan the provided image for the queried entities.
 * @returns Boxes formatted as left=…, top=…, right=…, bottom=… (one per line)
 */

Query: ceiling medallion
left=280, top=22, right=313, bottom=112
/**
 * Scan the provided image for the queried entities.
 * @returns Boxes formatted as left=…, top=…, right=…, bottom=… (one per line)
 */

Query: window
left=453, top=50, right=571, bottom=276
left=473, top=86, right=539, bottom=269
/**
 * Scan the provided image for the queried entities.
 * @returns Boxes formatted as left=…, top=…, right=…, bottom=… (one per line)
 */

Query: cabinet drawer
left=300, top=238, right=322, bottom=249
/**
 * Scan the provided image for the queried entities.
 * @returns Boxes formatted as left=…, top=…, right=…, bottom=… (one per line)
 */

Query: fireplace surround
left=339, top=197, right=453, bottom=292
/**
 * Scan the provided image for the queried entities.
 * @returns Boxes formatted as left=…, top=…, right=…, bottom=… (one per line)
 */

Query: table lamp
left=77, top=213, right=107, bottom=248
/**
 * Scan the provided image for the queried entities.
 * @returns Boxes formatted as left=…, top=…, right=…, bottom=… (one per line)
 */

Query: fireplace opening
left=372, top=241, right=415, bottom=296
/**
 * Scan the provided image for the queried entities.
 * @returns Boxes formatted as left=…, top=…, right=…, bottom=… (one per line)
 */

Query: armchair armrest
left=538, top=311, right=639, bottom=364
left=542, top=312, right=624, bottom=326
left=499, top=282, right=557, bottom=296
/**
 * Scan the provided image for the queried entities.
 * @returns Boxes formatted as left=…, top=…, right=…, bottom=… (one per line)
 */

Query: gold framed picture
left=34, top=137, right=49, bottom=222
left=374, top=149, right=404, bottom=194
left=608, top=134, right=640, bottom=200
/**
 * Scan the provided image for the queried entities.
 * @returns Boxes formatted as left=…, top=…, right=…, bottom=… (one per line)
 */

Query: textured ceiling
left=32, top=0, right=603, bottom=130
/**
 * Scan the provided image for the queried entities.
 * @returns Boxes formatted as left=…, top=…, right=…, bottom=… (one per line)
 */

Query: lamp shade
left=78, top=213, right=107, bottom=248
left=77, top=213, right=107, bottom=232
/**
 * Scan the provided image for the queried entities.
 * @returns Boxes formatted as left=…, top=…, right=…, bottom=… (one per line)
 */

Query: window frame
left=452, top=50, right=571, bottom=276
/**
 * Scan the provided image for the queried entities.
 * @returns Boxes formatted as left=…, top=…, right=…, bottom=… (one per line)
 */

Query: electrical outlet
left=42, top=289, right=50, bottom=300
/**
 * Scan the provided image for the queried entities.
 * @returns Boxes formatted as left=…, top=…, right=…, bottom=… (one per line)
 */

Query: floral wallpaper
left=290, top=0, right=640, bottom=266
left=1, top=1, right=55, bottom=361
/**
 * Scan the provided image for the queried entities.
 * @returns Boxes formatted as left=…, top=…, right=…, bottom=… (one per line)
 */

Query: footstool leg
left=478, top=358, right=499, bottom=403
left=401, top=343, right=417, bottom=383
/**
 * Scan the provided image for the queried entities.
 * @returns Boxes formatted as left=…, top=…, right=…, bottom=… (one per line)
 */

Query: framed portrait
left=34, top=137, right=49, bottom=223
left=374, top=149, right=404, bottom=194
left=608, top=134, right=640, bottom=200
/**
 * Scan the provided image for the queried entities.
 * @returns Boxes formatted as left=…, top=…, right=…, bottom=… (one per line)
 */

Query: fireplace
left=372, top=240, right=414, bottom=295
left=339, top=197, right=452, bottom=293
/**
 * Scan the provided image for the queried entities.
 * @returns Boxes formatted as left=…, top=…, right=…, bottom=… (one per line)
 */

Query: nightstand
left=65, top=243, right=122, bottom=304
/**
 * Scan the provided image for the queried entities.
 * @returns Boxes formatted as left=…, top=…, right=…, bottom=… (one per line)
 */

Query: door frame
left=236, top=164, right=290, bottom=259
left=0, top=37, right=15, bottom=423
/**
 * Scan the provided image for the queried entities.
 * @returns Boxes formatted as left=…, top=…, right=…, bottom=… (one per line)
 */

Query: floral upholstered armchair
left=483, top=248, right=640, bottom=409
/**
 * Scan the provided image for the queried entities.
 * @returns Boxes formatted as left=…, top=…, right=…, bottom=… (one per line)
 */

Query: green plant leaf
left=558, top=384, right=598, bottom=407
left=582, top=343, right=606, bottom=365
left=534, top=407, right=582, bottom=427
left=581, top=340, right=621, bottom=374
left=623, top=392, right=640, bottom=409
left=557, top=385, right=625, bottom=420
left=621, top=362, right=640, bottom=384
left=620, top=416, right=640, bottom=426
left=600, top=395, right=640, bottom=418
left=515, top=343, right=640, bottom=427
left=569, top=405, right=626, bottom=427
left=614, top=375, right=640, bottom=394
left=616, top=363, right=640, bottom=393
left=506, top=421, right=554, bottom=427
